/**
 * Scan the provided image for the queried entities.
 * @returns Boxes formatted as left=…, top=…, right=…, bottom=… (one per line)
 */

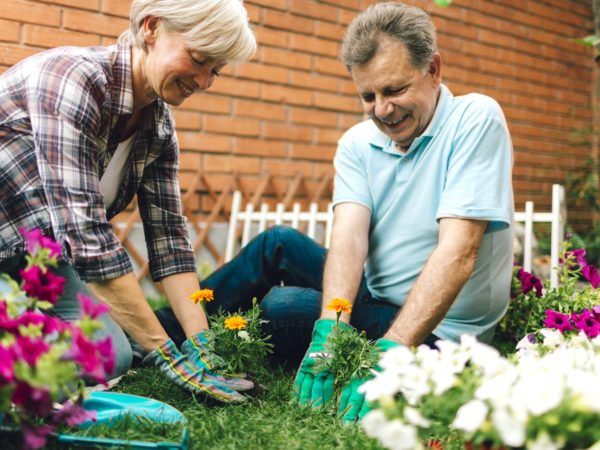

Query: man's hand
left=181, top=331, right=253, bottom=392
left=144, top=339, right=247, bottom=403
left=338, top=338, right=400, bottom=423
left=293, top=319, right=352, bottom=407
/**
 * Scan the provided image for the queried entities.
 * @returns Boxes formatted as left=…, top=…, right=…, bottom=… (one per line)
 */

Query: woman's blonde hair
left=118, top=0, right=256, bottom=63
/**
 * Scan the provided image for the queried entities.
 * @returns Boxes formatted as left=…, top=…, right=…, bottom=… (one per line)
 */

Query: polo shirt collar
left=368, top=83, right=453, bottom=154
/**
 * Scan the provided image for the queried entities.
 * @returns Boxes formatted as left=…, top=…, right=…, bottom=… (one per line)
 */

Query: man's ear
left=428, top=53, right=442, bottom=84
left=142, top=16, right=160, bottom=46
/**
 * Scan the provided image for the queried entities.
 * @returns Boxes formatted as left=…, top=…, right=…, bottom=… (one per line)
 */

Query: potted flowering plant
left=0, top=229, right=115, bottom=449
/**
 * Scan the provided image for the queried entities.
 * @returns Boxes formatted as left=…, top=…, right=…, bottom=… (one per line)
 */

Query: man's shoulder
left=452, top=92, right=504, bottom=119
left=340, top=118, right=383, bottom=145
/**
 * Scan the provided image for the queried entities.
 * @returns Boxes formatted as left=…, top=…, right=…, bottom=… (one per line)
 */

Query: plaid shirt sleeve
left=136, top=108, right=197, bottom=281
left=27, top=52, right=133, bottom=280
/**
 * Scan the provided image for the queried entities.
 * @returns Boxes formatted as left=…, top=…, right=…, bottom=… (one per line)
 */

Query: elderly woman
left=0, top=0, right=256, bottom=403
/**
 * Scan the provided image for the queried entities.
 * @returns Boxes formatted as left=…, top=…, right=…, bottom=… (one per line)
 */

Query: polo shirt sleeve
left=333, top=123, right=374, bottom=211
left=437, top=95, right=513, bottom=233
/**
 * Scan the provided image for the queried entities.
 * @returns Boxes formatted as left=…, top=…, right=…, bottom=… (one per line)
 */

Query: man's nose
left=374, top=96, right=394, bottom=118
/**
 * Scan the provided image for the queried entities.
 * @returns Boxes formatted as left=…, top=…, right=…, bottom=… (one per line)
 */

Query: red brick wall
left=0, top=0, right=595, bottom=225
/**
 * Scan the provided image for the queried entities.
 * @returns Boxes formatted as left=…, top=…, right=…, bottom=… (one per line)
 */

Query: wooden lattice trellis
left=110, top=170, right=333, bottom=294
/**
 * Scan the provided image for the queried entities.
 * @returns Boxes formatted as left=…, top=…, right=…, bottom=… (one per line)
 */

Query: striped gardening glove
left=181, top=331, right=253, bottom=392
left=143, top=340, right=247, bottom=404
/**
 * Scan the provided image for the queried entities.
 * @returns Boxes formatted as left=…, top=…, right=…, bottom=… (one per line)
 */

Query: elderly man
left=156, top=1, right=513, bottom=421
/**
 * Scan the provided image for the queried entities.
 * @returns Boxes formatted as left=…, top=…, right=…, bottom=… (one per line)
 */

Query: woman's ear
left=142, top=16, right=160, bottom=46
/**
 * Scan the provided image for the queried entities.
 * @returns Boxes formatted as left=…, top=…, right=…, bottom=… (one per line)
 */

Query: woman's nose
left=193, top=67, right=214, bottom=91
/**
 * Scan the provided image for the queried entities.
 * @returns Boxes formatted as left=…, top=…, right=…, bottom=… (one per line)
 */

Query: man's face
left=350, top=37, right=441, bottom=151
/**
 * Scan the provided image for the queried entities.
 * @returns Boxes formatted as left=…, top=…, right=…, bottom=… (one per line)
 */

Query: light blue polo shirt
left=333, top=84, right=514, bottom=343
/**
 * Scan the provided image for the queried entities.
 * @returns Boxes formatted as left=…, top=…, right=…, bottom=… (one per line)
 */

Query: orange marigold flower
left=190, top=289, right=214, bottom=304
left=224, top=315, right=248, bottom=330
left=326, top=298, right=352, bottom=314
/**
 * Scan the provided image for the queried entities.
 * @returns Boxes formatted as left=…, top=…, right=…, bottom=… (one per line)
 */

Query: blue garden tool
left=55, top=392, right=189, bottom=449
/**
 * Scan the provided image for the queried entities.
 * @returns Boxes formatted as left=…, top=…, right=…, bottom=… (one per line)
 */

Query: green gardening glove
left=181, top=331, right=253, bottom=392
left=338, top=338, right=400, bottom=423
left=144, top=339, right=246, bottom=404
left=293, top=319, right=353, bottom=407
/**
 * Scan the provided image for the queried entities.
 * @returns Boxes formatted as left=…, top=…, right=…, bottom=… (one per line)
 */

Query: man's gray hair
left=341, top=2, right=437, bottom=71
left=118, top=0, right=256, bottom=63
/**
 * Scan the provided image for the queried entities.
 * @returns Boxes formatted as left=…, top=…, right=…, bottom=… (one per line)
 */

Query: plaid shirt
left=0, top=44, right=196, bottom=281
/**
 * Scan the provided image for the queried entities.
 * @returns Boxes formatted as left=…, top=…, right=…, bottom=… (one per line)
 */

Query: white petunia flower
left=491, top=407, right=526, bottom=447
left=403, top=405, right=430, bottom=428
left=451, top=399, right=488, bottom=432
left=527, top=431, right=564, bottom=450
left=237, top=330, right=251, bottom=341
left=539, top=328, right=564, bottom=348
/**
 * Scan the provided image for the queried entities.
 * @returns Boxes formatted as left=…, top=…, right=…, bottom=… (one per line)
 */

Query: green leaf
left=434, top=0, right=453, bottom=6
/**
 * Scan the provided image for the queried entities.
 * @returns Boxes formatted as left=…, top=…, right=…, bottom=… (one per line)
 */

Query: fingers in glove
left=297, top=372, right=315, bottom=405
left=203, top=371, right=254, bottom=392
left=310, top=372, right=332, bottom=407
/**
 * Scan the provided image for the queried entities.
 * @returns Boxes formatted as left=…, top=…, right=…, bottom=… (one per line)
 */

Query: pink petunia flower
left=52, top=401, right=97, bottom=427
left=0, top=300, right=19, bottom=333
left=19, top=265, right=65, bottom=304
left=571, top=309, right=600, bottom=338
left=77, top=293, right=109, bottom=319
left=0, top=346, right=15, bottom=384
left=12, top=382, right=53, bottom=416
left=64, top=329, right=114, bottom=384
left=518, top=269, right=543, bottom=297
left=19, top=228, right=62, bottom=259
left=582, top=265, right=600, bottom=289
left=544, top=309, right=573, bottom=333
left=12, top=336, right=50, bottom=367
left=22, top=422, right=54, bottom=450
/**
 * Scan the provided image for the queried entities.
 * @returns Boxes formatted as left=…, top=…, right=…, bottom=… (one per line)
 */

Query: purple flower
left=77, top=293, right=109, bottom=319
left=572, top=309, right=600, bottom=338
left=19, top=265, right=65, bottom=304
left=582, top=265, right=600, bottom=289
left=0, top=346, right=15, bottom=384
left=518, top=269, right=543, bottom=297
left=22, top=422, right=54, bottom=450
left=19, top=228, right=61, bottom=259
left=544, top=309, right=573, bottom=333
left=593, top=304, right=600, bottom=319
left=12, top=382, right=53, bottom=416
left=52, top=401, right=97, bottom=427
left=566, top=233, right=572, bottom=241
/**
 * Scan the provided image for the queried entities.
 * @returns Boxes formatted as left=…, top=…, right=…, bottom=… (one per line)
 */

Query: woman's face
left=142, top=17, right=227, bottom=106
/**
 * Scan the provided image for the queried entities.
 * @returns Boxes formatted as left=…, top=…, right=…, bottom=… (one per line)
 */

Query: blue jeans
left=0, top=254, right=132, bottom=380
left=155, top=226, right=412, bottom=365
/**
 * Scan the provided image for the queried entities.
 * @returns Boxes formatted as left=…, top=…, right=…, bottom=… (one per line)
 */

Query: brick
left=245, top=4, right=260, bottom=24
left=1, top=1, right=60, bottom=27
left=102, top=0, right=131, bottom=17
left=0, top=19, right=20, bottom=43
left=314, top=21, right=346, bottom=41
left=290, top=34, right=339, bottom=58
left=177, top=132, right=230, bottom=152
left=204, top=155, right=260, bottom=174
left=181, top=94, right=231, bottom=114
left=263, top=122, right=312, bottom=142
left=262, top=159, right=314, bottom=178
left=290, top=143, right=335, bottom=161
left=171, top=110, right=202, bottom=130
left=247, top=0, right=287, bottom=10
left=339, top=112, right=363, bottom=129
left=314, top=92, right=361, bottom=113
left=235, top=99, right=286, bottom=121
left=290, top=0, right=339, bottom=22
left=314, top=56, right=347, bottom=77
left=0, top=45, right=39, bottom=66
left=41, top=0, right=99, bottom=10
left=254, top=26, right=289, bottom=48
left=263, top=10, right=313, bottom=34
left=204, top=116, right=260, bottom=137
left=290, top=107, right=337, bottom=127
left=262, top=47, right=312, bottom=70
left=208, top=77, right=261, bottom=99
left=235, top=62, right=288, bottom=84
left=289, top=70, right=338, bottom=92
left=234, top=138, right=287, bottom=157
left=262, top=84, right=312, bottom=106
left=478, top=29, right=512, bottom=48
left=24, top=25, right=100, bottom=48
left=339, top=79, right=357, bottom=95
left=320, top=0, right=360, bottom=9
left=316, top=128, right=344, bottom=145
left=179, top=151, right=202, bottom=170
left=64, top=10, right=128, bottom=37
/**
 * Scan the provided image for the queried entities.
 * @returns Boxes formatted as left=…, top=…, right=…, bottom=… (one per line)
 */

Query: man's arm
left=382, top=217, right=488, bottom=347
left=321, top=202, right=371, bottom=324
